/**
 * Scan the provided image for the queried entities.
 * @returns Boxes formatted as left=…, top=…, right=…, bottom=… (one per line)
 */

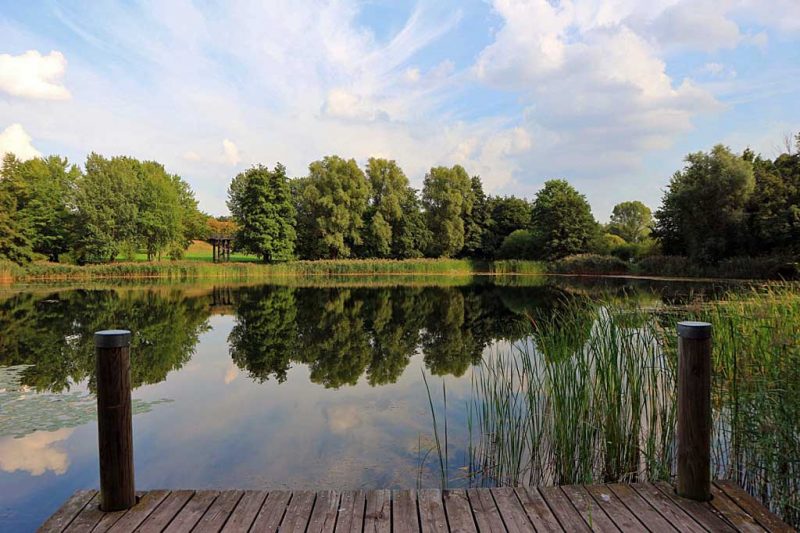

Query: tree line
left=1, top=132, right=798, bottom=266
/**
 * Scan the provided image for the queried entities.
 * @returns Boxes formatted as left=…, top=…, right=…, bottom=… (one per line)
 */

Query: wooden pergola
left=208, top=235, right=233, bottom=262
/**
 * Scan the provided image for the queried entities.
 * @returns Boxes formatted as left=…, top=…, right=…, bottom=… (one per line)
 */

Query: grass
left=452, top=284, right=800, bottom=526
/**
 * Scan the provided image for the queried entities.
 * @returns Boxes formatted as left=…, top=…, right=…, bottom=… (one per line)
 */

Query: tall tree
left=746, top=150, right=800, bottom=256
left=136, top=161, right=182, bottom=261
left=295, top=156, right=370, bottom=259
left=0, top=156, right=33, bottom=264
left=228, top=164, right=296, bottom=262
left=653, top=145, right=754, bottom=262
left=608, top=201, right=652, bottom=243
left=485, top=195, right=532, bottom=257
left=461, top=175, right=491, bottom=258
left=530, top=179, right=599, bottom=260
left=421, top=165, right=473, bottom=257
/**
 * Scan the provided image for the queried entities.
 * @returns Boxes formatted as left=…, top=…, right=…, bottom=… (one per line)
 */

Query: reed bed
left=456, top=284, right=800, bottom=526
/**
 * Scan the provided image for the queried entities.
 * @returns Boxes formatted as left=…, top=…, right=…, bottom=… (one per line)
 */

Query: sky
left=1, top=0, right=799, bottom=220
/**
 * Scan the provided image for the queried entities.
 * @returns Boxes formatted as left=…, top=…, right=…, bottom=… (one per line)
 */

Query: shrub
left=497, top=230, right=538, bottom=259
left=549, top=254, right=630, bottom=275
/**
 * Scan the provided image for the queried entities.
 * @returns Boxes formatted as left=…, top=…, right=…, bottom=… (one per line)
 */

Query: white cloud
left=0, top=123, right=41, bottom=160
left=0, top=50, right=70, bottom=100
left=0, top=429, right=73, bottom=476
left=222, top=139, right=240, bottom=166
left=651, top=1, right=743, bottom=52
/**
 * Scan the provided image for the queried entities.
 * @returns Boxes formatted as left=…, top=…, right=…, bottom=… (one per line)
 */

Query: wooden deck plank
left=38, top=490, right=97, bottom=533
left=652, top=481, right=737, bottom=533
left=539, top=485, right=591, bottom=532
left=136, top=490, right=195, bottom=533
left=443, top=490, right=477, bottom=533
left=221, top=490, right=267, bottom=532
left=102, top=490, right=170, bottom=533
left=364, top=489, right=391, bottom=533
left=709, top=484, right=768, bottom=533
left=307, top=490, right=339, bottom=533
left=393, top=490, right=420, bottom=533
left=248, top=490, right=291, bottom=532
left=629, top=482, right=706, bottom=533
left=560, top=485, right=620, bottom=532
left=163, top=490, right=219, bottom=533
left=514, top=487, right=562, bottom=532
left=281, top=490, right=316, bottom=533
left=466, top=488, right=505, bottom=533
left=606, top=484, right=678, bottom=532
left=62, top=493, right=104, bottom=533
left=418, top=489, right=448, bottom=533
left=715, top=480, right=794, bottom=533
left=192, top=490, right=244, bottom=533
left=491, top=487, right=533, bottom=532
left=334, top=490, right=366, bottom=533
left=584, top=484, right=647, bottom=532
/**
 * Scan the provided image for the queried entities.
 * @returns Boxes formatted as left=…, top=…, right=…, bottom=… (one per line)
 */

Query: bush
left=635, top=255, right=799, bottom=279
left=549, top=254, right=630, bottom=275
left=634, top=255, right=696, bottom=277
left=497, top=230, right=538, bottom=259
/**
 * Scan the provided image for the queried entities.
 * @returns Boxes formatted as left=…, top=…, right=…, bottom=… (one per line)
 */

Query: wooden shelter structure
left=208, top=235, right=233, bottom=263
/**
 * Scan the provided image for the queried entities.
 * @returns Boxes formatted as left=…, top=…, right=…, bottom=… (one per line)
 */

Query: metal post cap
left=677, top=321, right=712, bottom=339
left=94, top=330, right=132, bottom=348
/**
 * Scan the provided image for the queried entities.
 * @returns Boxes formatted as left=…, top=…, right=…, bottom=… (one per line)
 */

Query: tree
left=653, top=145, right=754, bottom=262
left=746, top=151, right=800, bottom=256
left=0, top=158, right=33, bottom=264
left=363, top=158, right=424, bottom=258
left=530, top=179, right=599, bottom=260
left=1, top=155, right=80, bottom=261
left=295, top=156, right=370, bottom=259
left=136, top=161, right=182, bottom=261
left=461, top=175, right=491, bottom=257
left=497, top=229, right=538, bottom=259
left=228, top=164, right=296, bottom=262
left=421, top=165, right=473, bottom=257
left=608, top=201, right=652, bottom=244
left=485, top=195, right=532, bottom=257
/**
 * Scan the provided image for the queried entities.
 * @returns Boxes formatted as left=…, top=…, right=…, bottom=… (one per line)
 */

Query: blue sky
left=1, top=0, right=799, bottom=220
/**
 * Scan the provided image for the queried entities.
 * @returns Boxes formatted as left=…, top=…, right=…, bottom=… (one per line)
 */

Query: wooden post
left=95, top=330, right=136, bottom=511
left=676, top=321, right=712, bottom=501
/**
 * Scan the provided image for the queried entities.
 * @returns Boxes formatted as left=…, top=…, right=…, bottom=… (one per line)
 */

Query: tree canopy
left=530, top=179, right=599, bottom=260
left=421, top=165, right=473, bottom=257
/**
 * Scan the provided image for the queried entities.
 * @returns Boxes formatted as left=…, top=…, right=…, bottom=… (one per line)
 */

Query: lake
left=0, top=276, right=796, bottom=531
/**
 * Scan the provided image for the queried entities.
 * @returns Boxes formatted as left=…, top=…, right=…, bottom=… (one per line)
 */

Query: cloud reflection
left=0, top=429, right=73, bottom=476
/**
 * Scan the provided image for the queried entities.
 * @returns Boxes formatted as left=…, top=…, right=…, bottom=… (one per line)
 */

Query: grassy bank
left=4, top=258, right=549, bottom=283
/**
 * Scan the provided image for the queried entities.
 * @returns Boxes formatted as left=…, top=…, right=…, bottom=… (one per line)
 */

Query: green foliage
left=229, top=164, right=296, bottom=262
left=296, top=156, right=370, bottom=259
left=654, top=145, right=755, bottom=263
left=497, top=229, right=538, bottom=259
left=484, top=196, right=532, bottom=257
left=461, top=176, right=491, bottom=258
left=746, top=153, right=800, bottom=256
left=549, top=254, right=630, bottom=275
left=608, top=200, right=652, bottom=243
left=530, top=179, right=599, bottom=260
left=0, top=157, right=34, bottom=264
left=422, top=165, right=473, bottom=257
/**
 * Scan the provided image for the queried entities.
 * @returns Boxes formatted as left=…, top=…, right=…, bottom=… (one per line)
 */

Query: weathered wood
left=393, top=490, right=420, bottom=533
left=163, top=490, right=219, bottom=532
left=584, top=484, right=645, bottom=532
left=709, top=484, right=768, bottom=533
left=364, top=489, right=391, bottom=533
left=467, top=488, right=505, bottom=533
left=95, top=330, right=136, bottom=512
left=539, top=485, right=591, bottom=532
left=605, top=484, right=678, bottom=532
left=248, top=490, right=290, bottom=532
left=136, top=490, right=194, bottom=533
left=491, top=487, right=533, bottom=532
left=38, top=490, right=97, bottom=532
left=193, top=490, right=244, bottom=533
left=62, top=493, right=104, bottom=533
left=560, top=485, right=619, bottom=532
left=222, top=490, right=268, bottom=532
left=443, top=490, right=477, bottom=533
left=103, top=490, right=170, bottom=533
left=514, top=487, right=562, bottom=532
left=652, top=481, right=736, bottom=532
left=677, top=321, right=712, bottom=501
left=629, top=482, right=705, bottom=533
left=281, top=490, right=316, bottom=533
left=418, top=489, right=448, bottom=533
left=715, top=480, right=795, bottom=532
left=307, top=490, right=339, bottom=533
left=335, top=490, right=366, bottom=533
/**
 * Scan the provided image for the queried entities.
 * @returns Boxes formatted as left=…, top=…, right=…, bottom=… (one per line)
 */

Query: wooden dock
left=39, top=480, right=793, bottom=532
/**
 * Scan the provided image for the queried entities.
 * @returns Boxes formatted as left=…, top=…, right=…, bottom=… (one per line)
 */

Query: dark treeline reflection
left=0, top=282, right=590, bottom=392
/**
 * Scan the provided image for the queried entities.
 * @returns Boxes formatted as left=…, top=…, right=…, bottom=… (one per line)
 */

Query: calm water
left=0, top=277, right=755, bottom=531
